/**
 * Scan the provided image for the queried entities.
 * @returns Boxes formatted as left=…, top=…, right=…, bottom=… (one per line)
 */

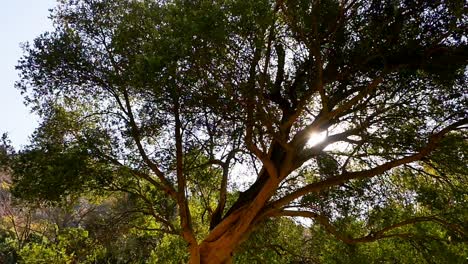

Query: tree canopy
left=5, top=0, right=468, bottom=263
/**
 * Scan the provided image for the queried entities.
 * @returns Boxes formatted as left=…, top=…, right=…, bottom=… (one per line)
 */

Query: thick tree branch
left=209, top=149, right=238, bottom=229
left=173, top=92, right=197, bottom=247
left=272, top=210, right=462, bottom=244
left=268, top=119, right=467, bottom=210
left=121, top=88, right=177, bottom=198
left=290, top=71, right=388, bottom=149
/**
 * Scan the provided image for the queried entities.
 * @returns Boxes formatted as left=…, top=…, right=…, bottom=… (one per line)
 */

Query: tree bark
left=188, top=242, right=234, bottom=264
left=222, top=141, right=286, bottom=220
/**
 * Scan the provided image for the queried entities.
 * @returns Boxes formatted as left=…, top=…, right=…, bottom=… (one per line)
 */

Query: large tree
left=11, top=0, right=467, bottom=263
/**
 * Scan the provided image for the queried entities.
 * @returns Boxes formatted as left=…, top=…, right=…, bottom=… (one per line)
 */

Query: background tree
left=8, top=0, right=468, bottom=263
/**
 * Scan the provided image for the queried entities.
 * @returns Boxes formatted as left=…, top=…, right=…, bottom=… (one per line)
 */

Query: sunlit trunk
left=186, top=242, right=234, bottom=264
left=188, top=176, right=276, bottom=264
left=194, top=243, right=234, bottom=264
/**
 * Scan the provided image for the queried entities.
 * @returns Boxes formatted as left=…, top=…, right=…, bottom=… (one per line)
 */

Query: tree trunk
left=188, top=242, right=234, bottom=264
left=222, top=141, right=286, bottom=221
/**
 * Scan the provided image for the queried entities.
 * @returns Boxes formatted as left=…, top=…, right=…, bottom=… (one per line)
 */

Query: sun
left=306, top=131, right=327, bottom=148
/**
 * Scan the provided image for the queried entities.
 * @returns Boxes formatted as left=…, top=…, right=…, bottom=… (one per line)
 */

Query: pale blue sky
left=0, top=0, right=57, bottom=149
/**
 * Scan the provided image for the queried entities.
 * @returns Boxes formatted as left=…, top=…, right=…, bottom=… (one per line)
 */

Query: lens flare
left=306, top=131, right=327, bottom=147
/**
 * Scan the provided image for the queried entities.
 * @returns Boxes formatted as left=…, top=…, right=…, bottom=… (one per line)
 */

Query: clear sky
left=0, top=0, right=57, bottom=149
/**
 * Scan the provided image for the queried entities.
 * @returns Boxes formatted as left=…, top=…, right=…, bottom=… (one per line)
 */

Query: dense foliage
left=2, top=0, right=467, bottom=263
